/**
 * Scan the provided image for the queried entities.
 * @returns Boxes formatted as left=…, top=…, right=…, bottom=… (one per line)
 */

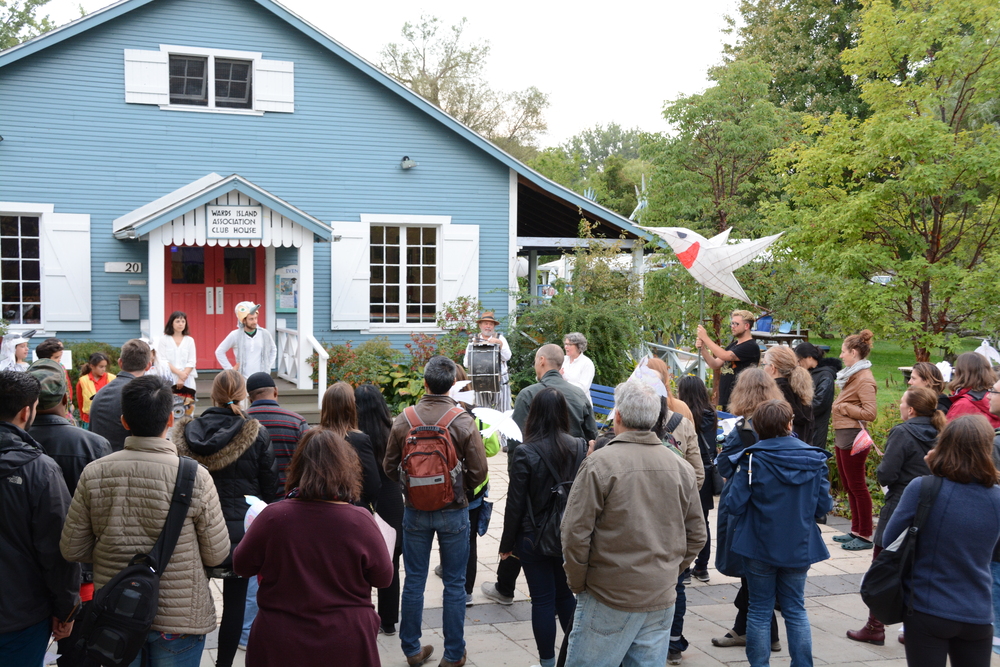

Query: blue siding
left=0, top=0, right=510, bottom=347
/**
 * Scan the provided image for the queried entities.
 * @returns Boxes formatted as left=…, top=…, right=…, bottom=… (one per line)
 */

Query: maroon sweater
left=233, top=499, right=393, bottom=666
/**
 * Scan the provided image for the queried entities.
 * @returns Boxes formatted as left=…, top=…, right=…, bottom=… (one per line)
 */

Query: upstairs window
left=168, top=55, right=252, bottom=109
left=214, top=59, right=252, bottom=109
left=169, top=56, right=208, bottom=106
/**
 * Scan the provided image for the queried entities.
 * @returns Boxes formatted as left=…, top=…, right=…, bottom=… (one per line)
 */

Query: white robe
left=155, top=334, right=198, bottom=390
left=215, top=327, right=277, bottom=378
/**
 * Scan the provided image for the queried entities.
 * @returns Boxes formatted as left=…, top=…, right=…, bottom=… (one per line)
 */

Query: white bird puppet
left=448, top=380, right=477, bottom=406
left=636, top=225, right=783, bottom=304
left=472, top=407, right=523, bottom=443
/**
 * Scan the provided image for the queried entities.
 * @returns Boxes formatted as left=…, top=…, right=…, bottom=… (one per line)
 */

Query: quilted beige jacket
left=60, top=436, right=230, bottom=634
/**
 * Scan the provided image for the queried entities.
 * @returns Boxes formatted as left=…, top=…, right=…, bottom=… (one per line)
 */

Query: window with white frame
left=370, top=226, right=437, bottom=324
left=1, top=215, right=41, bottom=325
left=125, top=46, right=293, bottom=114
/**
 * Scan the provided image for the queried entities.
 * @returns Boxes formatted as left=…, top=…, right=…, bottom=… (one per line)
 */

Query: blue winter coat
left=721, top=435, right=834, bottom=569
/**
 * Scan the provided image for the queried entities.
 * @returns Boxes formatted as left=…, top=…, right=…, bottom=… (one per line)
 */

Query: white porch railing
left=305, top=333, right=328, bottom=409
left=276, top=327, right=299, bottom=384
left=276, top=328, right=329, bottom=408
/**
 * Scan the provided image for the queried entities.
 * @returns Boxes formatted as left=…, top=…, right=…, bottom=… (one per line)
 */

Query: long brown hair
left=928, top=415, right=999, bottom=487
left=284, top=429, right=362, bottom=501
left=211, top=369, right=247, bottom=416
left=911, top=361, right=947, bottom=394
left=951, top=352, right=997, bottom=393
left=727, top=367, right=784, bottom=417
left=904, top=387, right=947, bottom=432
left=765, top=345, right=813, bottom=405
left=320, top=381, right=359, bottom=437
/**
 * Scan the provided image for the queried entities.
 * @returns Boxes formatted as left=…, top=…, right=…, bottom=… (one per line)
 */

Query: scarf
left=835, top=359, right=872, bottom=389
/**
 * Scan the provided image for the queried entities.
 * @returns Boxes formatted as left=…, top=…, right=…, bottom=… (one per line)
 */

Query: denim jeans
left=564, top=591, right=674, bottom=667
left=991, top=561, right=1000, bottom=655
left=517, top=532, right=576, bottom=662
left=400, top=506, right=470, bottom=663
left=127, top=632, right=206, bottom=667
left=744, top=558, right=811, bottom=667
left=0, top=617, right=49, bottom=667
left=241, top=575, right=259, bottom=647
left=669, top=570, right=688, bottom=653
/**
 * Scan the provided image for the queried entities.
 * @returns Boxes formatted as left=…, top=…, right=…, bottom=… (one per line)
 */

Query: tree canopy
left=1, top=0, right=54, bottom=50
left=379, top=15, right=549, bottom=160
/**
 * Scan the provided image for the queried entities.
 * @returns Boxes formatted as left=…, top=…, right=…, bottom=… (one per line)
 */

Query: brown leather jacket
left=831, top=368, right=878, bottom=431
left=383, top=394, right=488, bottom=510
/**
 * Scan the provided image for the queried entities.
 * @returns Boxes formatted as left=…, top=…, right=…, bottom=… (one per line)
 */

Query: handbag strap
left=525, top=438, right=586, bottom=529
left=148, top=457, right=198, bottom=576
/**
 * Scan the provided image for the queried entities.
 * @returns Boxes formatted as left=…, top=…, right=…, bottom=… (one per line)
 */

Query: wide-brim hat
left=476, top=311, right=499, bottom=324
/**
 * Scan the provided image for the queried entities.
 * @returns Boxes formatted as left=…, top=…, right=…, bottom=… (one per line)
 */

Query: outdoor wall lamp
left=400, top=156, right=418, bottom=170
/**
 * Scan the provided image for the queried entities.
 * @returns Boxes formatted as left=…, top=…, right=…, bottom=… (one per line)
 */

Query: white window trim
left=1, top=203, right=47, bottom=331
left=159, top=44, right=263, bottom=114
left=359, top=214, right=451, bottom=334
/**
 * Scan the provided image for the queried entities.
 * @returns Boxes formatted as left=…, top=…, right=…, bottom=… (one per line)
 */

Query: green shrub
left=377, top=363, right=426, bottom=413
left=308, top=337, right=402, bottom=388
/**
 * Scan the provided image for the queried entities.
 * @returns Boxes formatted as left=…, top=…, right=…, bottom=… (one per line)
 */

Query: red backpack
left=400, top=405, right=466, bottom=511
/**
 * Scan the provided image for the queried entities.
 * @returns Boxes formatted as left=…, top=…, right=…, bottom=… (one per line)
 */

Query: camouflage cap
left=27, top=358, right=67, bottom=410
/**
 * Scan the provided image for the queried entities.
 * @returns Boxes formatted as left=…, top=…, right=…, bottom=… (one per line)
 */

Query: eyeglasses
left=730, top=322, right=741, bottom=327
left=987, top=389, right=1000, bottom=396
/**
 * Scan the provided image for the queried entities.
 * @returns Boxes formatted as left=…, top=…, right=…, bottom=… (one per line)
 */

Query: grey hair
left=564, top=332, right=588, bottom=353
left=423, top=356, right=457, bottom=395
left=614, top=380, right=661, bottom=430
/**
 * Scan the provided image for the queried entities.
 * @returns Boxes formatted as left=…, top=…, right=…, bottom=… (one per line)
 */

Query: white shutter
left=255, top=59, right=294, bottom=113
left=330, top=222, right=370, bottom=330
left=440, top=224, right=479, bottom=305
left=41, top=213, right=92, bottom=331
left=124, top=49, right=169, bottom=105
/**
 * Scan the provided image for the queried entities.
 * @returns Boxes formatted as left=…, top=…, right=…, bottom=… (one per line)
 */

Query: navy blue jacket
left=884, top=476, right=1000, bottom=624
left=721, top=435, right=833, bottom=569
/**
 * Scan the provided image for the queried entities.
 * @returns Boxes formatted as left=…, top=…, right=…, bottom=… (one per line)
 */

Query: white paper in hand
left=244, top=495, right=268, bottom=532
left=374, top=513, right=396, bottom=560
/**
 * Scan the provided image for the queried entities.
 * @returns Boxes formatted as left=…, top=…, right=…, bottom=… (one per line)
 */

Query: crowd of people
left=4, top=306, right=1000, bottom=667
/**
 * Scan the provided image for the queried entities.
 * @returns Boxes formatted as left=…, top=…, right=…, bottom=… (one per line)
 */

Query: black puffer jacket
left=809, top=358, right=842, bottom=449
left=499, top=433, right=587, bottom=554
left=776, top=377, right=815, bottom=445
left=173, top=408, right=277, bottom=546
left=0, top=423, right=80, bottom=632
left=874, top=416, right=937, bottom=546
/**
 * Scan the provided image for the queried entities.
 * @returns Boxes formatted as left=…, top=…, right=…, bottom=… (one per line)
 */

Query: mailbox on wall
left=119, top=294, right=141, bottom=321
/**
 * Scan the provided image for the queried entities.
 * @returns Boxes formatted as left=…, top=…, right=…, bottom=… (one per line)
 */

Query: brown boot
left=846, top=617, right=885, bottom=646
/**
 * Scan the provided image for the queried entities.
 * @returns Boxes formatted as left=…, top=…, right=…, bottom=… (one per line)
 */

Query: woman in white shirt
left=156, top=311, right=198, bottom=392
left=561, top=332, right=595, bottom=399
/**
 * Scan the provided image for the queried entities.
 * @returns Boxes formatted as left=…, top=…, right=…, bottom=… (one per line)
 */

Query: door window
left=170, top=246, right=205, bottom=283
left=224, top=248, right=256, bottom=284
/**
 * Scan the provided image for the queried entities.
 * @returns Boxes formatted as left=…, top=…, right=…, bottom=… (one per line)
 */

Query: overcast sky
left=46, top=0, right=739, bottom=146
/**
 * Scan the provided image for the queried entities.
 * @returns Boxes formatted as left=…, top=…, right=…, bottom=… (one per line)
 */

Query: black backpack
left=527, top=438, right=587, bottom=558
left=860, top=475, right=942, bottom=625
left=76, top=457, right=198, bottom=667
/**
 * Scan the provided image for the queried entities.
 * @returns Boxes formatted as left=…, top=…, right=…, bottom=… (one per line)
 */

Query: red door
left=166, top=245, right=267, bottom=369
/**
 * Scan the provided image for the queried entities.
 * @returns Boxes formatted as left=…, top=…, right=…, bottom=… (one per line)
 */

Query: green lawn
left=810, top=337, right=980, bottom=411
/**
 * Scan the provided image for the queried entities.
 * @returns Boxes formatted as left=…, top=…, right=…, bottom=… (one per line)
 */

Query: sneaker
left=667, top=650, right=683, bottom=664
left=711, top=630, right=746, bottom=647
left=466, top=593, right=473, bottom=607
left=237, top=644, right=247, bottom=651
left=771, top=640, right=782, bottom=651
left=692, top=568, right=710, bottom=583
left=380, top=623, right=396, bottom=636
left=480, top=581, right=514, bottom=605
left=681, top=571, right=692, bottom=586
left=434, top=564, right=443, bottom=577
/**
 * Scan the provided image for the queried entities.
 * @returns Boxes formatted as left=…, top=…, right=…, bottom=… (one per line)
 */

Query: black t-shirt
left=718, top=338, right=761, bottom=410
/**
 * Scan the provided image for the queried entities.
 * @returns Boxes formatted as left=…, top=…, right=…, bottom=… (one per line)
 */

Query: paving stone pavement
left=199, top=454, right=1000, bottom=666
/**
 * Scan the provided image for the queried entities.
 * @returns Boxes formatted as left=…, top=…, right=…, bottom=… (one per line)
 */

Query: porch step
left=190, top=371, right=321, bottom=424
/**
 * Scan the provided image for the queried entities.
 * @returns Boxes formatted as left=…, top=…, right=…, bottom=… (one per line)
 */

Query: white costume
left=561, top=353, right=596, bottom=403
left=0, top=331, right=33, bottom=372
left=155, top=334, right=198, bottom=390
left=215, top=302, right=276, bottom=378
left=464, top=332, right=512, bottom=412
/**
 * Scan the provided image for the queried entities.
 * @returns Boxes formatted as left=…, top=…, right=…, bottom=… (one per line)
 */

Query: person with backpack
left=60, top=375, right=230, bottom=667
left=721, top=399, right=833, bottom=667
left=382, top=356, right=488, bottom=667
left=561, top=379, right=706, bottom=667
left=499, top=388, right=586, bottom=667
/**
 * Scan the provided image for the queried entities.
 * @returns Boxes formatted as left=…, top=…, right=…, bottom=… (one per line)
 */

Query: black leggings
left=217, top=577, right=249, bottom=667
left=733, top=578, right=778, bottom=641
left=904, top=609, right=993, bottom=667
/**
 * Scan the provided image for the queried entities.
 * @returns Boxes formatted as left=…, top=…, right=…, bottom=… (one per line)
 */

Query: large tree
left=1, top=0, right=54, bottom=50
left=379, top=15, right=548, bottom=160
left=723, top=0, right=865, bottom=118
left=770, top=0, right=1000, bottom=360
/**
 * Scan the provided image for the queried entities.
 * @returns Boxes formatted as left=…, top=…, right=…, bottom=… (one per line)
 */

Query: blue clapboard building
left=0, top=0, right=652, bottom=387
